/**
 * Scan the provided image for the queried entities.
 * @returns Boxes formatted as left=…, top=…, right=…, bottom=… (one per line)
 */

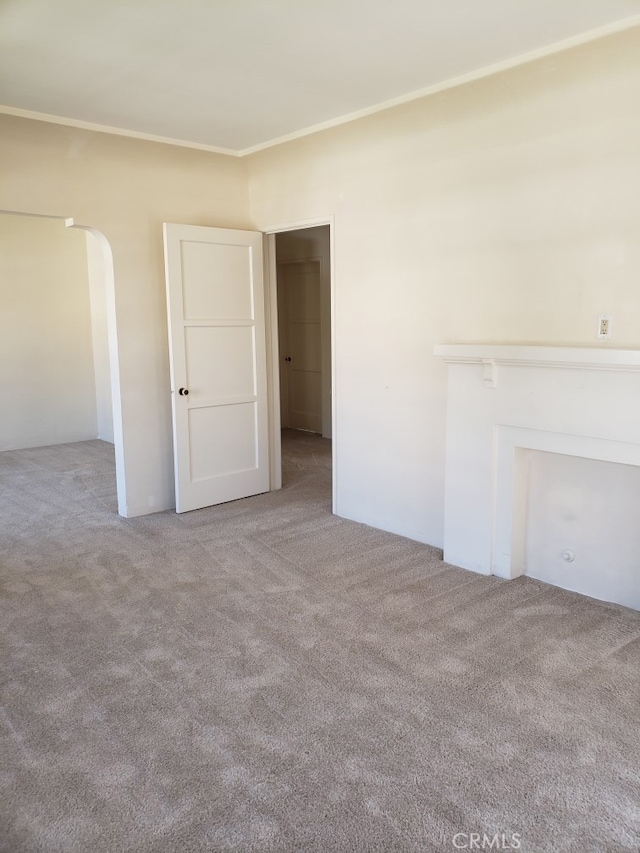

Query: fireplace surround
left=434, top=345, right=640, bottom=606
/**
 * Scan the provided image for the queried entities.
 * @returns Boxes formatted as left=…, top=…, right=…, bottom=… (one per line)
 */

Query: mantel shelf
left=434, top=344, right=640, bottom=371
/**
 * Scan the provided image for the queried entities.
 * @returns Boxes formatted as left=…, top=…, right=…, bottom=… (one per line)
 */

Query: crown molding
left=2, top=13, right=639, bottom=159
left=240, top=14, right=640, bottom=156
left=0, top=105, right=240, bottom=157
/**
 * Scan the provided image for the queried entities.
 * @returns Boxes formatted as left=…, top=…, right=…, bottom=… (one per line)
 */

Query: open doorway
left=162, top=218, right=334, bottom=515
left=273, top=225, right=333, bottom=501
left=0, top=212, right=120, bottom=511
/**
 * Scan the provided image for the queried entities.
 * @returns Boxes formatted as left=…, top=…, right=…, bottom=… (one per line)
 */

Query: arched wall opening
left=0, top=210, right=126, bottom=515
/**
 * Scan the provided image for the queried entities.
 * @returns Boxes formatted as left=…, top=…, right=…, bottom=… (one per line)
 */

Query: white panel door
left=279, top=261, right=323, bottom=434
left=163, top=223, right=269, bottom=512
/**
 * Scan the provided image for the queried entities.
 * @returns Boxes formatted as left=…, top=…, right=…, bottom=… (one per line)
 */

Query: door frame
left=261, top=216, right=336, bottom=513
left=276, top=257, right=325, bottom=434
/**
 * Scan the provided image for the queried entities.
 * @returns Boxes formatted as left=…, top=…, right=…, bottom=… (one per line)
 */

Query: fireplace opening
left=518, top=450, right=640, bottom=610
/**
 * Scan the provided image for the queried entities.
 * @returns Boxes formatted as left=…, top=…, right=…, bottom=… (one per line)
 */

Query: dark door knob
left=284, top=356, right=292, bottom=362
left=178, top=387, right=189, bottom=396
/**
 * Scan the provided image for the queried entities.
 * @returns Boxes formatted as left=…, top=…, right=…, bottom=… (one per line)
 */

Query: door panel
left=291, top=371, right=322, bottom=414
left=291, top=323, right=322, bottom=371
left=164, top=223, right=269, bottom=513
left=289, top=272, right=321, bottom=319
left=279, top=261, right=323, bottom=434
left=185, top=326, right=256, bottom=399
left=189, top=404, right=258, bottom=479
left=181, top=241, right=253, bottom=319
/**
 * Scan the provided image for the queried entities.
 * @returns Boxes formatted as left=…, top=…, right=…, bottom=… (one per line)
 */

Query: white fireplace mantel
left=434, top=344, right=640, bottom=593
left=434, top=344, right=640, bottom=369
left=435, top=344, right=640, bottom=388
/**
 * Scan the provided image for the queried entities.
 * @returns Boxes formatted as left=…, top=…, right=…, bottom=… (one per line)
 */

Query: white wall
left=85, top=230, right=114, bottom=443
left=0, top=117, right=250, bottom=515
left=276, top=226, right=332, bottom=438
left=0, top=213, right=98, bottom=451
left=247, top=26, right=640, bottom=546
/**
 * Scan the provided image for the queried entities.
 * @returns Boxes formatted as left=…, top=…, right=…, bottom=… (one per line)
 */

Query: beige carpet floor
left=1, top=430, right=640, bottom=853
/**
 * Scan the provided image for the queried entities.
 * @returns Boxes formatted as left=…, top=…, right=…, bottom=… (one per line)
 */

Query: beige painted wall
left=276, top=226, right=332, bottom=438
left=0, top=213, right=98, bottom=451
left=0, top=116, right=250, bottom=515
left=2, top=25, right=639, bottom=543
left=247, top=27, right=640, bottom=545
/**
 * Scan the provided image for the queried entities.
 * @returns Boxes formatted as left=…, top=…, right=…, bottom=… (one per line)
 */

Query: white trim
left=239, top=14, right=640, bottom=156
left=0, top=105, right=240, bottom=157
left=263, top=234, right=282, bottom=491
left=4, top=13, right=639, bottom=158
left=261, top=216, right=337, bottom=515
left=434, top=344, right=640, bottom=372
left=262, top=217, right=334, bottom=235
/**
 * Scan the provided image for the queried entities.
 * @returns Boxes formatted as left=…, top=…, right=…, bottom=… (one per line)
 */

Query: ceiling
left=1, top=0, right=639, bottom=155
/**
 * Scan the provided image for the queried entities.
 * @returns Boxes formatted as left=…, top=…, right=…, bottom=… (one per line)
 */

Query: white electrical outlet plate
left=597, top=315, right=612, bottom=339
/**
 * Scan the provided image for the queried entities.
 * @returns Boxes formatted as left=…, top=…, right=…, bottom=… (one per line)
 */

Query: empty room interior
left=1, top=2, right=640, bottom=851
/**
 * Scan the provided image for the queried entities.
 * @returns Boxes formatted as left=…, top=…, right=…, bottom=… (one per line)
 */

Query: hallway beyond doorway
left=281, top=427, right=331, bottom=490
